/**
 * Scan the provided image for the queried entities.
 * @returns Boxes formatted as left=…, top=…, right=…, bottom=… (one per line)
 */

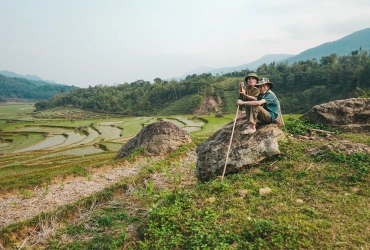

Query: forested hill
left=35, top=51, right=370, bottom=115
left=281, top=27, right=370, bottom=64
left=0, top=74, right=75, bottom=101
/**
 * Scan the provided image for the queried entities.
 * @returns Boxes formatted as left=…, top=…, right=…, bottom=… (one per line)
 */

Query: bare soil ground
left=0, top=150, right=198, bottom=248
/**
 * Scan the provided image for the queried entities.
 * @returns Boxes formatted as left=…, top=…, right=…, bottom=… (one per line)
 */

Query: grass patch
left=158, top=94, right=204, bottom=115
left=284, top=117, right=342, bottom=135
left=134, top=139, right=370, bottom=249
left=1, top=104, right=369, bottom=249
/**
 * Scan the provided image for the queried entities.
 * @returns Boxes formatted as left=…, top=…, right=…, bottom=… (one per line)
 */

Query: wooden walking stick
left=221, top=105, right=239, bottom=181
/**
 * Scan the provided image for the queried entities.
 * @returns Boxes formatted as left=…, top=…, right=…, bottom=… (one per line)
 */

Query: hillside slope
left=281, top=27, right=370, bottom=64
left=0, top=74, right=74, bottom=100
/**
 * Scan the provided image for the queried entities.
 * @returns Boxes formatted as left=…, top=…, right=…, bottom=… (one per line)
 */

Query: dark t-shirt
left=257, top=90, right=279, bottom=122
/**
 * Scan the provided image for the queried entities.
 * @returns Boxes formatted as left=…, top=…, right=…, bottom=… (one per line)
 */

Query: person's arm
left=245, top=95, right=257, bottom=101
left=237, top=99, right=266, bottom=106
left=239, top=82, right=246, bottom=97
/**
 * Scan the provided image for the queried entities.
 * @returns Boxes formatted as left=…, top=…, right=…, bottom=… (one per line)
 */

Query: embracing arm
left=237, top=99, right=266, bottom=106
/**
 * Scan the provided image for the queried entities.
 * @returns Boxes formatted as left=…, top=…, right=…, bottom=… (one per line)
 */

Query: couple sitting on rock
left=236, top=73, right=283, bottom=135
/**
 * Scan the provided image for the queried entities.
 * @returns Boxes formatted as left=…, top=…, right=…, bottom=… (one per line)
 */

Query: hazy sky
left=1, top=0, right=370, bottom=88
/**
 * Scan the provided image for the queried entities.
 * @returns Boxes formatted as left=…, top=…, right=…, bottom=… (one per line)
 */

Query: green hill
left=34, top=50, right=370, bottom=115
left=281, top=28, right=370, bottom=64
left=0, top=74, right=75, bottom=101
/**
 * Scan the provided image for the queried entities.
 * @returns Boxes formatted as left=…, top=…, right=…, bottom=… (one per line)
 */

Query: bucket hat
left=244, top=73, right=259, bottom=82
left=255, top=78, right=274, bottom=89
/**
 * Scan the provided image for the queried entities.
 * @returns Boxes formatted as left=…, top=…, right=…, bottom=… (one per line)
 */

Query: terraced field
left=0, top=105, right=212, bottom=193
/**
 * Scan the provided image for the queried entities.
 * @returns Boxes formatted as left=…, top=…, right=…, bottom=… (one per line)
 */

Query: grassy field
left=0, top=106, right=217, bottom=193
left=1, top=104, right=369, bottom=249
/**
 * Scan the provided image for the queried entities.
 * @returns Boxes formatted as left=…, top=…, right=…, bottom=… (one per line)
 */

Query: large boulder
left=116, top=121, right=192, bottom=159
left=196, top=122, right=285, bottom=182
left=301, top=98, right=370, bottom=133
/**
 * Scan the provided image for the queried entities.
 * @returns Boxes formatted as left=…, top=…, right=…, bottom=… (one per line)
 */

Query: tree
left=154, top=78, right=162, bottom=84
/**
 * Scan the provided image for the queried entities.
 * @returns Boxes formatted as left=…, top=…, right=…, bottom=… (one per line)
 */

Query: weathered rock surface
left=196, top=122, right=285, bottom=182
left=302, top=98, right=370, bottom=133
left=307, top=141, right=370, bottom=156
left=116, top=121, right=192, bottom=159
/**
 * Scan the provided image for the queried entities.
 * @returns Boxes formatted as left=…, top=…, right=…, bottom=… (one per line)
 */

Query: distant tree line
left=35, top=73, right=222, bottom=116
left=35, top=52, right=370, bottom=115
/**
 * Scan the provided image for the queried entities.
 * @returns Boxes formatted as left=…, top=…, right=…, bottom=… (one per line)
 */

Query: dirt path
left=0, top=156, right=166, bottom=229
left=0, top=149, right=198, bottom=250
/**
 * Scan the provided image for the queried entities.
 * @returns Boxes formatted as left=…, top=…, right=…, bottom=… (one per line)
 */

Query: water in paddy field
left=14, top=135, right=67, bottom=153
left=94, top=124, right=122, bottom=141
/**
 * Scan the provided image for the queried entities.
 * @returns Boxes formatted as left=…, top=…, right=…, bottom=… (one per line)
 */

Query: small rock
left=238, top=189, right=248, bottom=197
left=299, top=136, right=310, bottom=140
left=207, top=197, right=216, bottom=203
left=259, top=187, right=272, bottom=196
left=296, top=199, right=304, bottom=203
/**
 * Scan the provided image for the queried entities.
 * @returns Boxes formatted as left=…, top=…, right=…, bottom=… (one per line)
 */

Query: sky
left=1, top=0, right=370, bottom=88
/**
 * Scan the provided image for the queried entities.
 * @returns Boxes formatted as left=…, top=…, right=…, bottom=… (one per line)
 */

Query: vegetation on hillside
left=34, top=52, right=370, bottom=115
left=0, top=74, right=74, bottom=101
left=1, top=103, right=370, bottom=249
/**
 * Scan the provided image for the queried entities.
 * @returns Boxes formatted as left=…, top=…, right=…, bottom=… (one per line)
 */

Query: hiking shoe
left=241, top=128, right=256, bottom=135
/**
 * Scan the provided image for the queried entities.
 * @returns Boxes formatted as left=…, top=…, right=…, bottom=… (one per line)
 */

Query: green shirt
left=257, top=90, right=279, bottom=122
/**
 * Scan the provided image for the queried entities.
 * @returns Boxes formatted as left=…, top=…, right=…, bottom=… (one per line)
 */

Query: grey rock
left=116, top=121, right=192, bottom=159
left=302, top=98, right=370, bottom=133
left=196, top=122, right=285, bottom=182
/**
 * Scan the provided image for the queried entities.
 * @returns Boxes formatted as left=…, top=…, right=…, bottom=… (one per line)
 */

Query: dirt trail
left=0, top=156, right=166, bottom=229
left=1, top=149, right=198, bottom=249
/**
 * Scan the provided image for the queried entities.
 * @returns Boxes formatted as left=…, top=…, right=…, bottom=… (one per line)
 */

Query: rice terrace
left=1, top=102, right=370, bottom=249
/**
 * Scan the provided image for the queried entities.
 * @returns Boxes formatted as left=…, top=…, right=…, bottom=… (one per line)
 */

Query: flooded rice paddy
left=0, top=116, right=205, bottom=158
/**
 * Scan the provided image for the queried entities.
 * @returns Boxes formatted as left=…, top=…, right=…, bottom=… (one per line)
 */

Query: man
left=236, top=78, right=280, bottom=134
left=236, top=73, right=260, bottom=120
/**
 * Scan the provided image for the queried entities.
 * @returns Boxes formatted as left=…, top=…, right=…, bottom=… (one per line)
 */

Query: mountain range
left=2, top=27, right=370, bottom=85
left=280, top=27, right=370, bottom=64
left=191, top=54, right=294, bottom=76
left=0, top=70, right=58, bottom=84
left=167, top=54, right=293, bottom=81
left=170, top=27, right=370, bottom=80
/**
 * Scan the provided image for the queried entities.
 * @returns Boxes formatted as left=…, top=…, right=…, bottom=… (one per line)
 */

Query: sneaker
left=241, top=128, right=256, bottom=135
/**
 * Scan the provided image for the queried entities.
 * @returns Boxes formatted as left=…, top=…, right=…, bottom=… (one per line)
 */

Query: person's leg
left=242, top=106, right=272, bottom=134
left=256, top=106, right=272, bottom=124
left=242, top=106, right=258, bottom=134
left=237, top=106, right=245, bottom=119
